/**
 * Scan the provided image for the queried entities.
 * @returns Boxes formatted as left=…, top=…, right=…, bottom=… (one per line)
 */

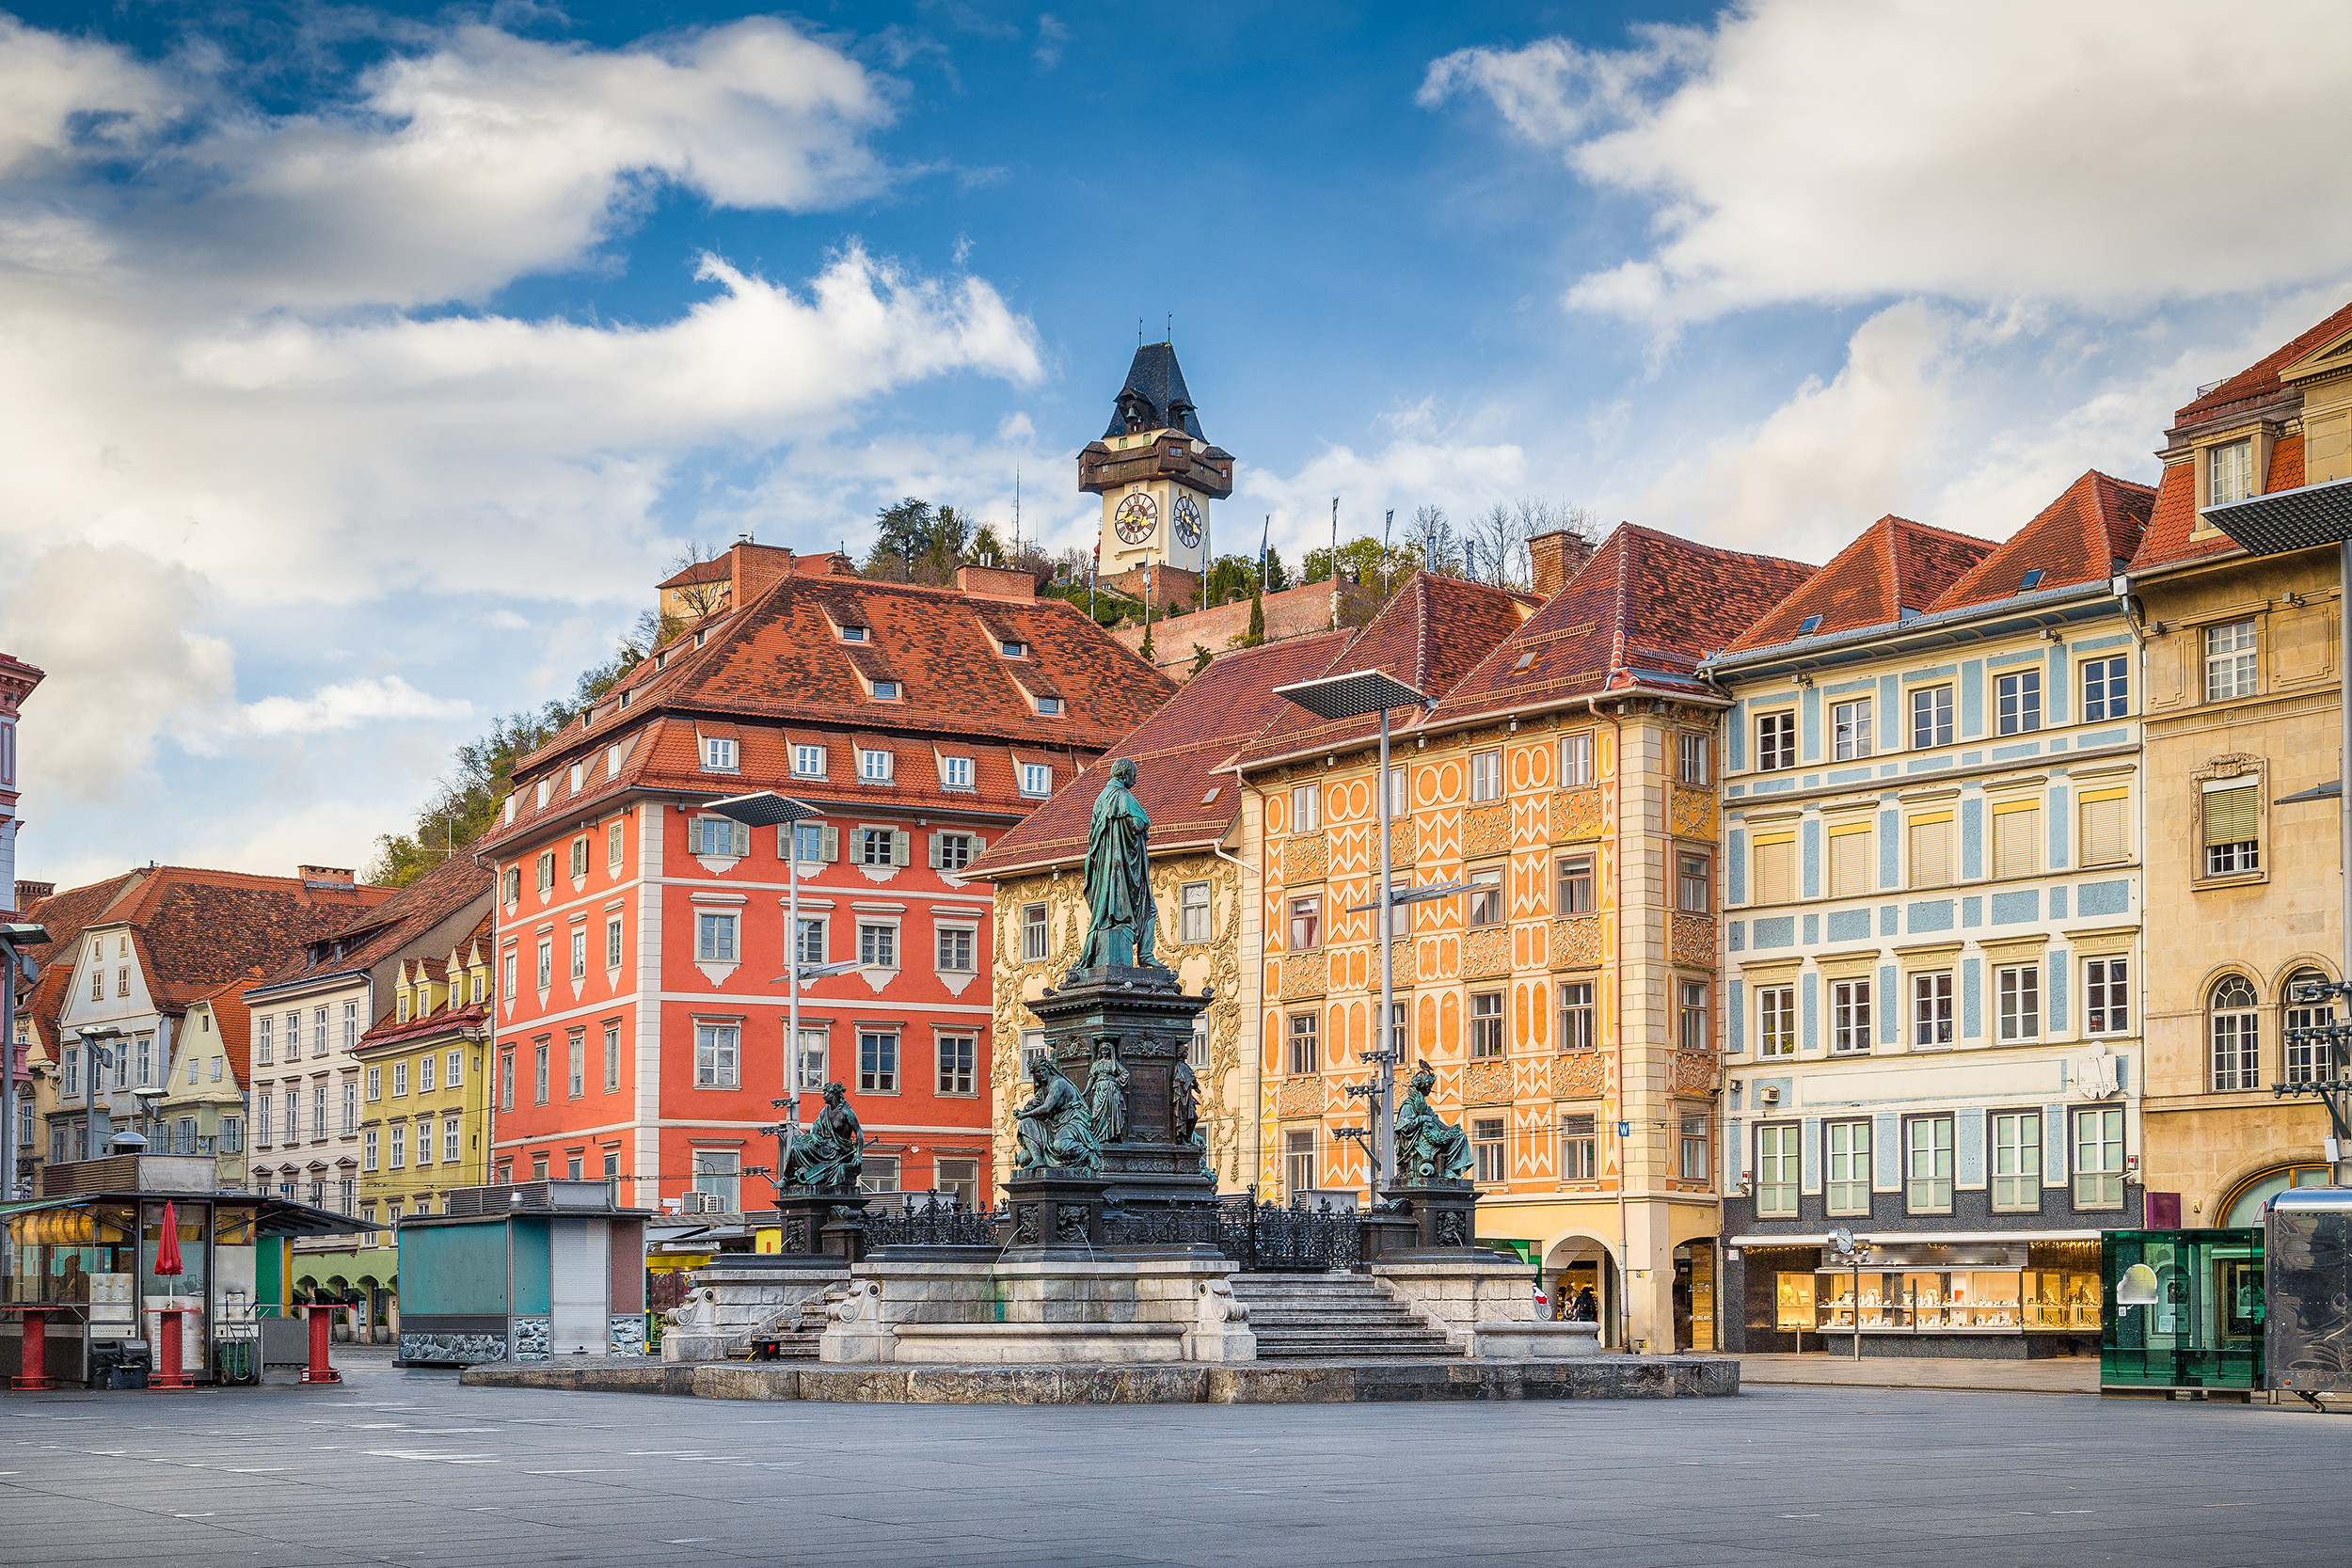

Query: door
left=1674, top=1241, right=1716, bottom=1352
left=547, top=1219, right=610, bottom=1355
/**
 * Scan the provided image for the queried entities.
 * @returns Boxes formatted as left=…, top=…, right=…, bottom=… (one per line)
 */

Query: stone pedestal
left=1026, top=964, right=1216, bottom=1216
left=1371, top=1260, right=1575, bottom=1356
left=771, top=1190, right=870, bottom=1262
left=1371, top=1182, right=1486, bottom=1259
left=1003, top=1173, right=1110, bottom=1254
left=816, top=1254, right=1252, bottom=1365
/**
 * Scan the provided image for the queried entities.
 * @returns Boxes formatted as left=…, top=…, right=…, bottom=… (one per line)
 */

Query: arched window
left=2211, top=976, right=2260, bottom=1091
left=2283, top=969, right=2335, bottom=1085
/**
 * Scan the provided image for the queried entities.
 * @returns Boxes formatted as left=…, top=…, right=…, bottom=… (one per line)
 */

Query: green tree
left=1189, top=642, right=1214, bottom=675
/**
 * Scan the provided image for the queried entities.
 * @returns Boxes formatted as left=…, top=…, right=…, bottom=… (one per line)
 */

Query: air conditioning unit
left=1757, top=1085, right=1782, bottom=1106
left=677, top=1191, right=727, bottom=1215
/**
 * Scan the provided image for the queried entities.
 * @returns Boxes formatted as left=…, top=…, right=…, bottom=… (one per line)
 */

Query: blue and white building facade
left=1703, top=498, right=2150, bottom=1357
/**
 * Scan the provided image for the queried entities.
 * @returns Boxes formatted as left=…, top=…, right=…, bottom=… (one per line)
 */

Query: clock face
left=1172, top=493, right=1202, bottom=549
left=1113, top=491, right=1158, bottom=545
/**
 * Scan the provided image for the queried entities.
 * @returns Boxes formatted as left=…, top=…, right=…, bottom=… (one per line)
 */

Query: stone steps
left=1228, top=1272, right=1462, bottom=1361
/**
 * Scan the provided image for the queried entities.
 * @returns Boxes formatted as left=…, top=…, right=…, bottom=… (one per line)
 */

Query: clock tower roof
left=1103, top=341, right=1208, bottom=442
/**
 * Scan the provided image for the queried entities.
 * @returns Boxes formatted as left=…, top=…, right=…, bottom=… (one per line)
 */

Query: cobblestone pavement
left=6, top=1345, right=2351, bottom=1566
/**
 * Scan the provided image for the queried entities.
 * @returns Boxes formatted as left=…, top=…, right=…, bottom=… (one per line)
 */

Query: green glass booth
left=2100, top=1227, right=2265, bottom=1393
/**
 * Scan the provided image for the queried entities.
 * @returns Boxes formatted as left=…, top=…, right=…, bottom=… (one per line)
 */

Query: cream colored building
left=2128, top=300, right=2352, bottom=1227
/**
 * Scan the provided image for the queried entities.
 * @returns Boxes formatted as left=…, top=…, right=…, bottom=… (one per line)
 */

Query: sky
left=4, top=0, right=2352, bottom=893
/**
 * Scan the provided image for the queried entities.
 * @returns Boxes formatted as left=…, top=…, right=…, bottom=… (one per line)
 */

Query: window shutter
left=1909, top=816, right=1953, bottom=888
left=731, top=820, right=750, bottom=856
left=2204, top=784, right=2257, bottom=846
left=1829, top=828, right=1869, bottom=898
left=927, top=832, right=942, bottom=869
left=1993, top=806, right=2040, bottom=879
left=1753, top=836, right=1795, bottom=906
left=820, top=824, right=839, bottom=863
left=2079, top=790, right=2128, bottom=865
left=893, top=830, right=912, bottom=867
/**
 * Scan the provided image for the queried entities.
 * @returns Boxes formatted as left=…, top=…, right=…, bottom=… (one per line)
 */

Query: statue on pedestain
left=780, top=1082, right=865, bottom=1193
left=1077, top=757, right=1159, bottom=971
left=1394, top=1060, right=1473, bottom=1185
left=1170, top=1053, right=1210, bottom=1176
left=1015, top=1056, right=1101, bottom=1176
left=1086, top=1039, right=1130, bottom=1145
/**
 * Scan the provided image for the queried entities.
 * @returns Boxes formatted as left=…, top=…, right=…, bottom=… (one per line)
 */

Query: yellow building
left=2129, top=299, right=2352, bottom=1227
left=1233, top=533, right=1813, bottom=1353
left=971, top=631, right=1348, bottom=1192
left=354, top=921, right=498, bottom=1239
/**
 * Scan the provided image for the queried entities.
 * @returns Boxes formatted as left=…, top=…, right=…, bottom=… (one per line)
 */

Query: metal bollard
left=300, top=1304, right=342, bottom=1385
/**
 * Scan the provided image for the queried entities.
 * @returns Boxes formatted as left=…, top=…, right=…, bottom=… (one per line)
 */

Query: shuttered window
left=2079, top=787, right=2129, bottom=865
left=1908, top=813, right=1954, bottom=888
left=1753, top=834, right=1796, bottom=905
left=2203, top=784, right=2257, bottom=846
left=1829, top=823, right=1871, bottom=897
left=1992, top=801, right=2041, bottom=879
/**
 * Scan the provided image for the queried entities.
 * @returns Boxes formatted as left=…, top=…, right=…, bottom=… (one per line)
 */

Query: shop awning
left=254, top=1196, right=378, bottom=1237
left=1728, top=1230, right=2109, bottom=1248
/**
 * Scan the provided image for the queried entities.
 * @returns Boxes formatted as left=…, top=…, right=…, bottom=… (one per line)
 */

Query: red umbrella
left=155, top=1200, right=183, bottom=1277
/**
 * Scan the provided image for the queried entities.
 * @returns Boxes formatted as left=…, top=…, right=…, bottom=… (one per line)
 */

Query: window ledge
left=2193, top=870, right=2268, bottom=891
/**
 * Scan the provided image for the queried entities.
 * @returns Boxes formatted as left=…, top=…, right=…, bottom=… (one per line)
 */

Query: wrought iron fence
left=860, top=1198, right=1009, bottom=1248
left=1214, top=1190, right=1360, bottom=1272
left=1103, top=1206, right=1223, bottom=1248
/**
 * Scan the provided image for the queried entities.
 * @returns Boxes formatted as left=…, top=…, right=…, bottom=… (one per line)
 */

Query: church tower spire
left=1078, top=341, right=1234, bottom=580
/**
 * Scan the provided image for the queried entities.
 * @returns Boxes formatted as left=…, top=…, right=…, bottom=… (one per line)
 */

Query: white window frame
left=1832, top=698, right=1871, bottom=761
left=1021, top=763, right=1053, bottom=797
left=1996, top=962, right=2041, bottom=1042
left=1991, top=1111, right=2042, bottom=1212
left=1825, top=1119, right=1870, bottom=1216
left=859, top=747, right=895, bottom=784
left=1831, top=978, right=1871, bottom=1055
left=2085, top=956, right=2129, bottom=1037
left=1756, top=985, right=1795, bottom=1059
left=1756, top=710, right=1796, bottom=772
left=1470, top=750, right=1502, bottom=802
left=1561, top=732, right=1594, bottom=786
left=792, top=744, right=827, bottom=779
left=694, top=1021, right=740, bottom=1088
left=1469, top=990, right=1506, bottom=1059
left=2204, top=618, right=2260, bottom=704
left=1912, top=972, right=1954, bottom=1047
left=1995, top=669, right=2042, bottom=736
left=1179, top=880, right=1212, bottom=944
left=1756, top=1123, right=1799, bottom=1217
left=1291, top=783, right=1322, bottom=831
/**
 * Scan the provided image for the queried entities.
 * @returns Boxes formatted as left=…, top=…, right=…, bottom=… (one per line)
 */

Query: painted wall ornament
left=1078, top=758, right=1160, bottom=970
left=1394, top=1059, right=1473, bottom=1185
left=1015, top=1056, right=1101, bottom=1175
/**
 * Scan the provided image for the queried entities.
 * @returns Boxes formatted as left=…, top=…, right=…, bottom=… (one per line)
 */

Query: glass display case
left=1796, top=1262, right=2099, bottom=1334
left=1774, top=1271, right=1815, bottom=1331
left=2025, top=1269, right=2101, bottom=1331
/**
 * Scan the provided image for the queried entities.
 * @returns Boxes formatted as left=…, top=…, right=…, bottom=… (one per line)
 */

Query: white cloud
left=1422, top=1, right=2352, bottom=324
left=239, top=676, right=473, bottom=736
left=1241, top=429, right=1531, bottom=566
left=0, top=14, right=1044, bottom=878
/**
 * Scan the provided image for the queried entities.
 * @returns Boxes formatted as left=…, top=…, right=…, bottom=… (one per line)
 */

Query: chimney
left=727, top=541, right=796, bottom=608
left=15, top=879, right=53, bottom=909
left=1529, top=530, right=1593, bottom=600
left=300, top=865, right=356, bottom=889
left=955, top=562, right=1039, bottom=601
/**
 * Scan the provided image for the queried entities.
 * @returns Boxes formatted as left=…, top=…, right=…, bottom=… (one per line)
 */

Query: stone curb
left=461, top=1354, right=1737, bottom=1404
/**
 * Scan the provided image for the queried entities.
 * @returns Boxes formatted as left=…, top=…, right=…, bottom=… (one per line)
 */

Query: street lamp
left=1273, top=669, right=1430, bottom=1195
left=75, top=1026, right=123, bottom=1164
left=0, top=920, right=46, bottom=1204
left=1826, top=1227, right=1870, bottom=1362
left=699, top=790, right=844, bottom=1198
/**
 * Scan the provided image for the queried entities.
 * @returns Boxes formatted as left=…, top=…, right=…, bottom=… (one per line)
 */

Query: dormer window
left=694, top=629, right=707, bottom=647
left=840, top=625, right=868, bottom=643
left=620, top=690, right=631, bottom=708
left=792, top=744, right=825, bottom=778
left=859, top=747, right=894, bottom=784
left=1797, top=615, right=1823, bottom=635
left=1035, top=695, right=1062, bottom=717
left=870, top=679, right=901, bottom=701
left=2020, top=569, right=2045, bottom=590
left=702, top=736, right=739, bottom=772
left=606, top=743, right=622, bottom=777
left=534, top=779, right=550, bottom=810
left=2210, top=438, right=2255, bottom=507
left=1001, top=640, right=1028, bottom=658
left=568, top=762, right=583, bottom=794
left=942, top=755, right=974, bottom=790
left=1021, top=763, right=1053, bottom=797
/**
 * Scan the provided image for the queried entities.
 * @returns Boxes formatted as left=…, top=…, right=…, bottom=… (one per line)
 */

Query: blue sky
left=3, top=0, right=2349, bottom=889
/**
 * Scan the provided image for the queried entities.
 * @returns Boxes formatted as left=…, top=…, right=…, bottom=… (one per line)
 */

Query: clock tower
left=1078, top=341, right=1233, bottom=580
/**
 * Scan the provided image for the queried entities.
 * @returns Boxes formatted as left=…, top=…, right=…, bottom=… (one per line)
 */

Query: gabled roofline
left=1699, top=578, right=2121, bottom=682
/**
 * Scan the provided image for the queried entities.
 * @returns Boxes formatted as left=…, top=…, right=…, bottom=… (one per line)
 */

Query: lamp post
left=1273, top=671, right=1431, bottom=1195
left=76, top=1026, right=123, bottom=1164
left=701, top=791, right=859, bottom=1200
left=0, top=921, right=45, bottom=1206
left=1827, top=1227, right=1869, bottom=1361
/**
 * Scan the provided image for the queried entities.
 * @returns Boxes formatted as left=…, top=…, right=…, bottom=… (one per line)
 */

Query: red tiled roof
left=252, top=852, right=493, bottom=993
left=11, top=871, right=144, bottom=1063
left=1429, top=526, right=1815, bottom=723
left=485, top=572, right=1175, bottom=856
left=2172, top=298, right=2352, bottom=429
left=1929, top=471, right=2153, bottom=612
left=658, top=559, right=732, bottom=590
left=191, top=972, right=259, bottom=1086
left=970, top=630, right=1355, bottom=879
left=2128, top=435, right=2306, bottom=575
left=1725, top=516, right=1993, bottom=652
left=358, top=998, right=490, bottom=1052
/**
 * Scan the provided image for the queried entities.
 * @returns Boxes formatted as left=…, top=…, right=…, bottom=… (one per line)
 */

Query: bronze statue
left=1170, top=1053, right=1210, bottom=1178
left=1394, top=1060, right=1472, bottom=1185
left=1014, top=1056, right=1100, bottom=1175
left=780, top=1082, right=866, bottom=1193
left=1077, top=758, right=1158, bottom=969
left=1085, top=1039, right=1130, bottom=1144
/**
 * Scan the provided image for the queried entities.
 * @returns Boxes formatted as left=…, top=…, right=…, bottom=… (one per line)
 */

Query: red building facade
left=476, top=545, right=1172, bottom=1213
